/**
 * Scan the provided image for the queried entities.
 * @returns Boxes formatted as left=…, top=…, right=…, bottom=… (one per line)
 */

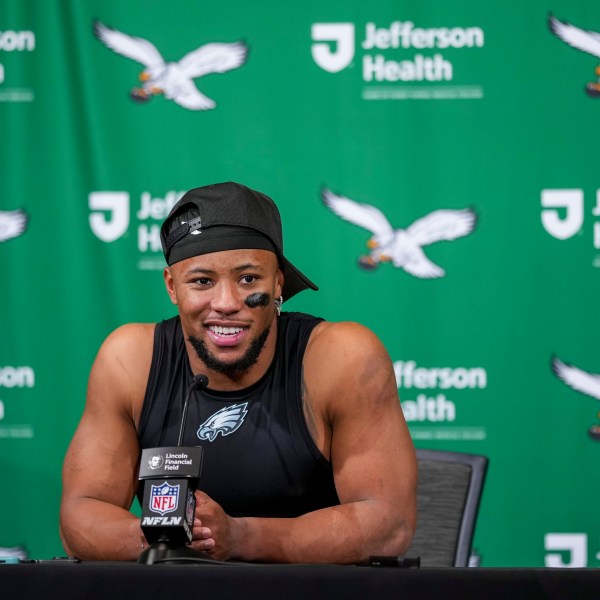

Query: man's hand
left=192, top=490, right=239, bottom=560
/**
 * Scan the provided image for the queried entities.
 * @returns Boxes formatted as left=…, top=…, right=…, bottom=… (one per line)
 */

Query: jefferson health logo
left=540, top=188, right=600, bottom=268
left=394, top=360, right=488, bottom=441
left=0, top=28, right=35, bottom=103
left=88, top=189, right=184, bottom=270
left=311, top=20, right=485, bottom=101
left=0, top=365, right=35, bottom=440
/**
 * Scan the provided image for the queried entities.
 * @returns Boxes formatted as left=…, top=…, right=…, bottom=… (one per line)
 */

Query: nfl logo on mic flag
left=150, top=482, right=179, bottom=516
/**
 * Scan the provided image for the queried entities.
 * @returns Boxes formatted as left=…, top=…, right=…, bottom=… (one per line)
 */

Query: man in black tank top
left=60, top=182, right=417, bottom=564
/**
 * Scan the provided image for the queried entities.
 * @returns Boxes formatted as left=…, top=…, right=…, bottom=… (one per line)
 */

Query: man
left=60, top=182, right=417, bottom=563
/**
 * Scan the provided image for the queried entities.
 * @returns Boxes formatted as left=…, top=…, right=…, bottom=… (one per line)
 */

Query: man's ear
left=163, top=267, right=178, bottom=305
left=276, top=267, right=284, bottom=299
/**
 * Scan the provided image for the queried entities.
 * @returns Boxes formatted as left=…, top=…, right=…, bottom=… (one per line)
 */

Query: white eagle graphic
left=197, top=402, right=248, bottom=442
left=322, top=188, right=477, bottom=278
left=93, top=21, right=248, bottom=110
left=0, top=209, right=28, bottom=242
left=552, top=357, right=600, bottom=440
left=548, top=14, right=600, bottom=97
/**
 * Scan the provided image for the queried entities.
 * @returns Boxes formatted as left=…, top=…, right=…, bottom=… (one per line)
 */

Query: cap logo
left=184, top=216, right=202, bottom=236
left=164, top=215, right=202, bottom=255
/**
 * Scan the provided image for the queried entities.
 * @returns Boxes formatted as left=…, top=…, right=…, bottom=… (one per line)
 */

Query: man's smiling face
left=164, top=248, right=283, bottom=386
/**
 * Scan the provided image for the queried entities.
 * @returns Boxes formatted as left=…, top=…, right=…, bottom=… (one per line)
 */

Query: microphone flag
left=139, top=446, right=203, bottom=545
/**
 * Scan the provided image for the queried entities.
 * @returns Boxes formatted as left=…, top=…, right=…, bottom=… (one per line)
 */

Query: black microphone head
left=192, top=374, right=209, bottom=389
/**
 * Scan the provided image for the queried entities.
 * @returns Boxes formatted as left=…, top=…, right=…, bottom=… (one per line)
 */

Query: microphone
left=138, top=374, right=209, bottom=564
left=178, top=374, right=209, bottom=446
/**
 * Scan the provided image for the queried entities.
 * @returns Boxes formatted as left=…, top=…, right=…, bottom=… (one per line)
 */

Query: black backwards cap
left=160, top=182, right=318, bottom=301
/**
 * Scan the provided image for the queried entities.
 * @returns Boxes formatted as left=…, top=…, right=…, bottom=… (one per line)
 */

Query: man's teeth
left=209, top=325, right=244, bottom=335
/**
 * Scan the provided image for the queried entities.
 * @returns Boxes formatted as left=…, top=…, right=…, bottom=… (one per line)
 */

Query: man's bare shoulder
left=94, top=322, right=154, bottom=368
left=304, top=320, right=396, bottom=411
left=308, top=320, right=387, bottom=363
left=105, top=322, right=156, bottom=342
left=100, top=323, right=156, bottom=353
left=90, top=323, right=156, bottom=405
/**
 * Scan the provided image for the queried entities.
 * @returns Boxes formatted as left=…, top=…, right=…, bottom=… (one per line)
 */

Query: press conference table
left=1, top=561, right=599, bottom=600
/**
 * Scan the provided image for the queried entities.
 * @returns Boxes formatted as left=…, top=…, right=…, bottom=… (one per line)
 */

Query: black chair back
left=408, top=449, right=488, bottom=567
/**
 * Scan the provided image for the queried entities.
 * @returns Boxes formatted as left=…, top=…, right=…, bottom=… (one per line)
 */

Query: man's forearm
left=231, top=500, right=413, bottom=564
left=60, top=498, right=144, bottom=561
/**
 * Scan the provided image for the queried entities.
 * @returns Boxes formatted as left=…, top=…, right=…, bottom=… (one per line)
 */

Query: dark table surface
left=1, top=560, right=600, bottom=600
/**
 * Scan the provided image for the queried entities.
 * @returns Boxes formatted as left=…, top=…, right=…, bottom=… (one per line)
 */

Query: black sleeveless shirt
left=137, top=312, right=340, bottom=517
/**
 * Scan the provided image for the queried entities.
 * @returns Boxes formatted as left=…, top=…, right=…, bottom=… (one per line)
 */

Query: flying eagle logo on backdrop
left=552, top=357, right=600, bottom=441
left=93, top=21, right=248, bottom=110
left=548, top=14, right=600, bottom=98
left=322, top=188, right=477, bottom=278
left=0, top=209, right=28, bottom=242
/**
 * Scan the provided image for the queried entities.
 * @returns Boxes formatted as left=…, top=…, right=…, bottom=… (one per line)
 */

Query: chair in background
left=407, top=449, right=488, bottom=567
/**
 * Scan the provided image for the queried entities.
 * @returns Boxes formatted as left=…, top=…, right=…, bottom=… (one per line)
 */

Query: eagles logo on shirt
left=197, top=402, right=249, bottom=442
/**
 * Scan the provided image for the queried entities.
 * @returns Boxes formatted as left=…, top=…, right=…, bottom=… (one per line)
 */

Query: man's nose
left=211, top=281, right=242, bottom=314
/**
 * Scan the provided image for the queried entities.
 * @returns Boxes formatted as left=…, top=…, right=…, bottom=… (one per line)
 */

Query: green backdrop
left=1, top=0, right=599, bottom=567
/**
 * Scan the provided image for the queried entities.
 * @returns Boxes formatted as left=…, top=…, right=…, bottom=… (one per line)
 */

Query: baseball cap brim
left=279, top=255, right=318, bottom=301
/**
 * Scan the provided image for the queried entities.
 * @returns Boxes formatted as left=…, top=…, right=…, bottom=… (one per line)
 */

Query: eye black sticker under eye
left=245, top=292, right=271, bottom=308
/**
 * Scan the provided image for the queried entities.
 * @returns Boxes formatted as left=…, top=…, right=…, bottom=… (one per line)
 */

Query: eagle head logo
left=197, top=402, right=249, bottom=442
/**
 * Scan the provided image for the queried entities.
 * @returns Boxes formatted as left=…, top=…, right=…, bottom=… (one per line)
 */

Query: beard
left=188, top=325, right=271, bottom=377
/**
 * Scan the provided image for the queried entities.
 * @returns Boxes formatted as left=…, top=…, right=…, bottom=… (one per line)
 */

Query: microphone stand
left=138, top=535, right=210, bottom=565
left=138, top=375, right=211, bottom=565
left=177, top=374, right=208, bottom=446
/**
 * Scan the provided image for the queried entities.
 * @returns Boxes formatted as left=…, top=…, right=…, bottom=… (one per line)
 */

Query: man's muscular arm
left=59, top=324, right=154, bottom=560
left=192, top=322, right=417, bottom=563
